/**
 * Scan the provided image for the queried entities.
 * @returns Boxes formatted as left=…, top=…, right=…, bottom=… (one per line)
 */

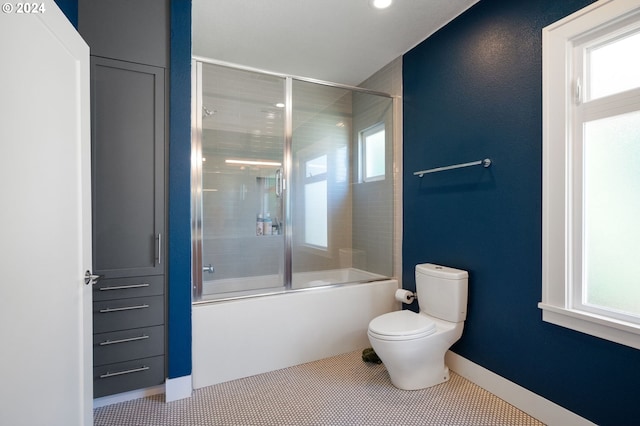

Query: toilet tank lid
left=416, top=263, right=468, bottom=279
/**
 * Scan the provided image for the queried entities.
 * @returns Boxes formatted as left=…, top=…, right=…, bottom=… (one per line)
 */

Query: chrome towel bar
left=413, top=158, right=491, bottom=177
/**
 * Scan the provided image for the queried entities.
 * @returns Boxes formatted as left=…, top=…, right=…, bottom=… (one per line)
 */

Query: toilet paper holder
left=395, top=289, right=417, bottom=304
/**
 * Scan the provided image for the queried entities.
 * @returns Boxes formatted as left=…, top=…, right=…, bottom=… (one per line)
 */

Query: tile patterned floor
left=94, top=351, right=544, bottom=425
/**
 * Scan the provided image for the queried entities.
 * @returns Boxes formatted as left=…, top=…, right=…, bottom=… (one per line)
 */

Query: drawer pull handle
left=99, top=335, right=150, bottom=346
left=98, top=283, right=150, bottom=291
left=99, top=304, right=149, bottom=313
left=99, top=365, right=149, bottom=379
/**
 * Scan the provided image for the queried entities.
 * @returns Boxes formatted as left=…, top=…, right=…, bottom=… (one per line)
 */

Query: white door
left=0, top=2, right=92, bottom=425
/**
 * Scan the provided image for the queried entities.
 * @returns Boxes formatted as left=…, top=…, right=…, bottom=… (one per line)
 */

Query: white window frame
left=360, top=122, right=386, bottom=182
left=540, top=0, right=640, bottom=350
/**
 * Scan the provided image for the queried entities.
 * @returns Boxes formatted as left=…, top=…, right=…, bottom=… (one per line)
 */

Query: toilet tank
left=415, top=263, right=468, bottom=322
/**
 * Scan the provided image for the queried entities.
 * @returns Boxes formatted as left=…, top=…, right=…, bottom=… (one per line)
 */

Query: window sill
left=362, top=175, right=385, bottom=183
left=538, top=303, right=640, bottom=350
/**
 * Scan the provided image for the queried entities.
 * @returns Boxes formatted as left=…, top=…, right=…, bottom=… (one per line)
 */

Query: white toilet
left=367, top=263, right=468, bottom=390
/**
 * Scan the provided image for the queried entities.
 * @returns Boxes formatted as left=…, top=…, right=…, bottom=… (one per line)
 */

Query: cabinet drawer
left=93, top=275, right=164, bottom=301
left=93, top=295, right=164, bottom=333
left=93, top=355, right=164, bottom=398
left=93, top=325, right=164, bottom=367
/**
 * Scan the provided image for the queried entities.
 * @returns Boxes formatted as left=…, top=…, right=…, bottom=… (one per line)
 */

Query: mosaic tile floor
left=94, top=350, right=544, bottom=425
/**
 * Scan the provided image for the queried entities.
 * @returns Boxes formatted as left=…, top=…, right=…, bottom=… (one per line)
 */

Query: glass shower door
left=193, top=62, right=286, bottom=299
left=289, top=79, right=394, bottom=289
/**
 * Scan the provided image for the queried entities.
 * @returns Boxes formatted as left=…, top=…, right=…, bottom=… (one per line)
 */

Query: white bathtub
left=192, top=277, right=399, bottom=388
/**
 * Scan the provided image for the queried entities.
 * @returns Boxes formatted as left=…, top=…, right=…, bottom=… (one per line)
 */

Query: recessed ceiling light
left=370, top=0, right=392, bottom=9
left=274, top=102, right=285, bottom=108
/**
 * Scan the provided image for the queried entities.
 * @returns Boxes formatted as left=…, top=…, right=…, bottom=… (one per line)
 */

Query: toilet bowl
left=367, top=263, right=468, bottom=390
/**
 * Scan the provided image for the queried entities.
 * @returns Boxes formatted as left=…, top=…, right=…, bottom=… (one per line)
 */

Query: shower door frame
left=191, top=57, right=393, bottom=301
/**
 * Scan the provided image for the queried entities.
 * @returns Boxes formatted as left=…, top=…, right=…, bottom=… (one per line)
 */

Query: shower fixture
left=202, top=106, right=216, bottom=118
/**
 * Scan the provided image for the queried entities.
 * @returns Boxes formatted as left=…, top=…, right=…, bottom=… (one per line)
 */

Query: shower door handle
left=275, top=168, right=283, bottom=198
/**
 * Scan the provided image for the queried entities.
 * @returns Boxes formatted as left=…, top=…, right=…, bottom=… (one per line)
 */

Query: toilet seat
left=368, top=310, right=436, bottom=341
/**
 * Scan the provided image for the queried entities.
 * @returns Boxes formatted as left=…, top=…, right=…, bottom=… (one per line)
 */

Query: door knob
left=84, top=270, right=101, bottom=285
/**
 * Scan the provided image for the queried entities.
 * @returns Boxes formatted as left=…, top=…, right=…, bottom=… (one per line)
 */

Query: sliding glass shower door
left=192, top=62, right=286, bottom=299
left=290, top=79, right=394, bottom=289
left=192, top=59, right=395, bottom=301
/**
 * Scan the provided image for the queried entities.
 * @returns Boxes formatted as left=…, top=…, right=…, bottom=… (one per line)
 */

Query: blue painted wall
left=53, top=0, right=77, bottom=27
left=403, top=0, right=640, bottom=424
left=167, top=0, right=192, bottom=379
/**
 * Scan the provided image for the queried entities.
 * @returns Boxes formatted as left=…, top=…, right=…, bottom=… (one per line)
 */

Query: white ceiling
left=192, top=0, right=480, bottom=86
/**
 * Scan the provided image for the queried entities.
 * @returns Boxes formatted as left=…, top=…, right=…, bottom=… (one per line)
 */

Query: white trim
left=165, top=375, right=193, bottom=402
left=93, top=385, right=164, bottom=409
left=539, top=303, right=640, bottom=350
left=445, top=351, right=595, bottom=426
left=541, top=0, right=640, bottom=350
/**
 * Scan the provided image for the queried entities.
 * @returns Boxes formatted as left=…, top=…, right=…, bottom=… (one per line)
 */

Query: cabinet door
left=91, top=57, right=165, bottom=278
left=78, top=0, right=169, bottom=68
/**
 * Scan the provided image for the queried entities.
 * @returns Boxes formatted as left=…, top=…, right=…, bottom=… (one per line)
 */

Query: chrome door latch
left=84, top=270, right=101, bottom=285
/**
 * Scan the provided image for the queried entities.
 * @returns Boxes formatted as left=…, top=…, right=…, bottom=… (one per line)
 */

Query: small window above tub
left=360, top=123, right=385, bottom=182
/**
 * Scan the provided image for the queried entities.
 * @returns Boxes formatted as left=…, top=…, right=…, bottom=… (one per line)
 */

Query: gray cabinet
left=80, top=0, right=169, bottom=399
left=89, top=59, right=166, bottom=397
left=91, top=57, right=165, bottom=279
left=78, top=0, right=168, bottom=68
left=92, top=276, right=165, bottom=398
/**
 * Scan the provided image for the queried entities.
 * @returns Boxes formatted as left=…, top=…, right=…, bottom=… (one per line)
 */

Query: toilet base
left=368, top=321, right=463, bottom=391
left=388, top=364, right=450, bottom=391
left=368, top=312, right=464, bottom=391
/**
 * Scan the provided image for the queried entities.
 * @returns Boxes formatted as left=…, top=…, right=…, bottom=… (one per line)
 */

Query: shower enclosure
left=192, top=59, right=394, bottom=301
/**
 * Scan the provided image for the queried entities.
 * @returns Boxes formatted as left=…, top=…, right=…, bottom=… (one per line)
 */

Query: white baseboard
left=165, top=375, right=193, bottom=402
left=445, top=351, right=595, bottom=426
left=93, top=384, right=164, bottom=409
